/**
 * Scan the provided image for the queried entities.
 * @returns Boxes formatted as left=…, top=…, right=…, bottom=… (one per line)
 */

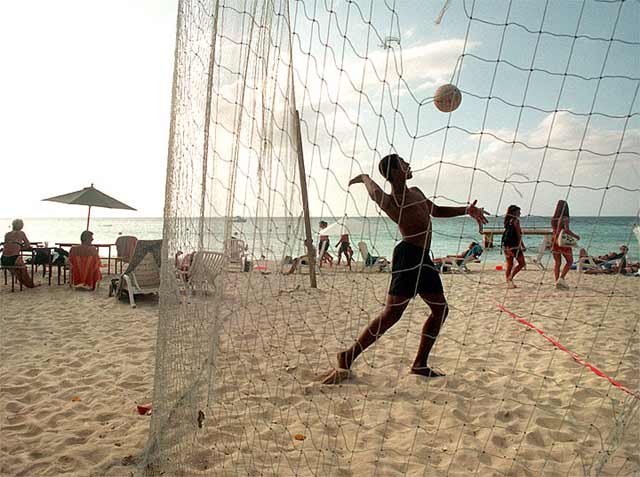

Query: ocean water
left=3, top=216, right=638, bottom=264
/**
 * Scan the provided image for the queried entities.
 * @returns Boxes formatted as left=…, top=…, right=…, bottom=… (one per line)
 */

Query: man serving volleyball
left=320, top=154, right=488, bottom=384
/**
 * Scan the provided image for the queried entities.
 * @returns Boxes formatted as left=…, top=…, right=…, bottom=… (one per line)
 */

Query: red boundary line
left=495, top=303, right=640, bottom=401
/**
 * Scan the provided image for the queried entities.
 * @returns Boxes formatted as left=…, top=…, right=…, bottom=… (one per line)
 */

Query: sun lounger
left=115, top=240, right=162, bottom=308
left=439, top=253, right=480, bottom=273
left=357, top=241, right=389, bottom=272
left=178, top=250, right=225, bottom=296
left=225, top=237, right=247, bottom=270
left=527, top=236, right=550, bottom=271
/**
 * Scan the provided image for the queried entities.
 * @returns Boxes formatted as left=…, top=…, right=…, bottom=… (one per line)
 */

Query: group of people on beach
left=500, top=201, right=635, bottom=288
left=1, top=220, right=100, bottom=289
left=317, top=220, right=354, bottom=270
left=501, top=200, right=581, bottom=290
left=319, top=153, right=637, bottom=384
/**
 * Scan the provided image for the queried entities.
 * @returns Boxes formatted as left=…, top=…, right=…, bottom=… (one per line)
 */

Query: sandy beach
left=1, top=265, right=638, bottom=476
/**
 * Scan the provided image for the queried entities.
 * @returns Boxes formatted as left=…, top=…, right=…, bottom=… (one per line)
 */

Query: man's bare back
left=320, top=154, right=488, bottom=385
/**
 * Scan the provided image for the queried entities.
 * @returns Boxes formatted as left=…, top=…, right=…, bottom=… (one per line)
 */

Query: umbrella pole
left=86, top=206, right=91, bottom=230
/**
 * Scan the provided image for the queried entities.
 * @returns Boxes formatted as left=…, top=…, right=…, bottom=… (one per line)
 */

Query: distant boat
left=233, top=216, right=247, bottom=223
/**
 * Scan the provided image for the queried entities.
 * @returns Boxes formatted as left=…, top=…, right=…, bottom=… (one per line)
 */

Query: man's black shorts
left=389, top=241, right=444, bottom=298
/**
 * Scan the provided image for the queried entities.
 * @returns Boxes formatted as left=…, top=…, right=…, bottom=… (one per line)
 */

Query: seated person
left=585, top=253, right=628, bottom=275
left=70, top=231, right=100, bottom=257
left=588, top=245, right=629, bottom=265
left=434, top=241, right=483, bottom=269
left=1, top=218, right=38, bottom=288
left=69, top=231, right=102, bottom=289
left=175, top=250, right=195, bottom=281
left=578, top=245, right=629, bottom=272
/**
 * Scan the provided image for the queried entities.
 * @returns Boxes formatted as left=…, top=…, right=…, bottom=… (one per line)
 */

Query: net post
left=294, top=109, right=317, bottom=288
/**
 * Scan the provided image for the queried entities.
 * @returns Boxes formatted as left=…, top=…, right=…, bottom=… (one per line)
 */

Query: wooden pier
left=482, top=227, right=553, bottom=248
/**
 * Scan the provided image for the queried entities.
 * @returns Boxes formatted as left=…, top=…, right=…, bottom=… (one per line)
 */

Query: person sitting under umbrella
left=69, top=231, right=102, bottom=290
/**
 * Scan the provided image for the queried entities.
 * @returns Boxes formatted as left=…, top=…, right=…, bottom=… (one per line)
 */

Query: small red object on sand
left=137, top=403, right=153, bottom=416
left=495, top=265, right=503, bottom=271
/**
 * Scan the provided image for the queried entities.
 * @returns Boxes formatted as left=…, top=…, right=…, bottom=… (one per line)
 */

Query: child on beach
left=320, top=154, right=488, bottom=384
left=501, top=205, right=526, bottom=289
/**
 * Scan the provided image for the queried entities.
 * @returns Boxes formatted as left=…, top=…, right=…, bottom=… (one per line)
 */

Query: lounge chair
left=114, top=235, right=138, bottom=274
left=438, top=253, right=479, bottom=273
left=225, top=237, right=247, bottom=269
left=178, top=250, right=225, bottom=296
left=527, top=236, right=551, bottom=271
left=69, top=255, right=102, bottom=290
left=357, top=241, right=389, bottom=272
left=115, top=240, right=162, bottom=308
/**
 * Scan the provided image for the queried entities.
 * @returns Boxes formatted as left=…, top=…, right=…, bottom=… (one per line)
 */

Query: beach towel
left=70, top=255, right=102, bottom=289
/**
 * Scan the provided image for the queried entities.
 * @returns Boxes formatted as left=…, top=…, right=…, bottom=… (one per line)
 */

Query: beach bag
left=32, top=248, right=51, bottom=265
left=557, top=230, right=578, bottom=248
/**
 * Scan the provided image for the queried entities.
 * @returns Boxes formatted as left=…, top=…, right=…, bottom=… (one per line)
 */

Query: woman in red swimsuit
left=551, top=200, right=580, bottom=290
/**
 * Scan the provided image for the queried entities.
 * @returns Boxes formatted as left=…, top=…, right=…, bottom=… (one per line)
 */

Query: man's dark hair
left=378, top=154, right=402, bottom=180
left=80, top=230, right=93, bottom=243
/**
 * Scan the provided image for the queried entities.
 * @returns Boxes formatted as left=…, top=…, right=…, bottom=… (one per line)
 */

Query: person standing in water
left=320, top=154, right=488, bottom=384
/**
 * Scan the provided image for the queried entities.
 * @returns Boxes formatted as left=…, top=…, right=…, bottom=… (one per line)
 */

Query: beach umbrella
left=318, top=216, right=352, bottom=236
left=42, top=184, right=136, bottom=229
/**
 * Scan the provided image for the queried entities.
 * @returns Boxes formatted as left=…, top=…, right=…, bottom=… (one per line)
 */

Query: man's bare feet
left=318, top=367, right=351, bottom=385
left=319, top=351, right=353, bottom=385
left=506, top=280, right=517, bottom=289
left=410, top=367, right=445, bottom=378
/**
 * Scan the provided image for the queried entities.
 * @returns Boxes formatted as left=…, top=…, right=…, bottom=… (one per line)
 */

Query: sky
left=1, top=0, right=638, bottom=222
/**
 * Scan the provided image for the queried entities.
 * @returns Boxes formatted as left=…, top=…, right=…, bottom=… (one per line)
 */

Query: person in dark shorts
left=390, top=241, right=443, bottom=297
left=335, top=233, right=353, bottom=270
left=320, top=154, right=488, bottom=384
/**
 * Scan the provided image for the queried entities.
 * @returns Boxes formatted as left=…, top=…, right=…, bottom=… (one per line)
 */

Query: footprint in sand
left=525, top=429, right=546, bottom=447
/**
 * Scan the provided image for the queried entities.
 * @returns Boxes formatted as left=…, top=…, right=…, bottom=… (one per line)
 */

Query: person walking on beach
left=318, top=221, right=333, bottom=268
left=335, top=233, right=353, bottom=270
left=320, top=154, right=488, bottom=384
left=551, top=200, right=580, bottom=289
left=501, top=205, right=526, bottom=289
left=1, top=219, right=38, bottom=288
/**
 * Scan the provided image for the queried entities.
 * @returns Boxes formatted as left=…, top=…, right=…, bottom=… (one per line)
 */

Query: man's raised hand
left=348, top=174, right=369, bottom=187
left=467, top=200, right=489, bottom=232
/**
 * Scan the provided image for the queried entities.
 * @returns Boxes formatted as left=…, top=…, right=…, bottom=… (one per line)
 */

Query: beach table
left=56, top=243, right=115, bottom=275
left=19, top=246, right=66, bottom=286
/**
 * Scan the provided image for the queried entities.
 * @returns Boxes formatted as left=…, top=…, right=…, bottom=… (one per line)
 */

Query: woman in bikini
left=502, top=205, right=526, bottom=288
left=1, top=219, right=37, bottom=288
left=551, top=200, right=580, bottom=289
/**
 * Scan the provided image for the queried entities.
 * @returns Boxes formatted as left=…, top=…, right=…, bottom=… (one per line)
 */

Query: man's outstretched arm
left=431, top=199, right=489, bottom=232
left=349, top=174, right=398, bottom=219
